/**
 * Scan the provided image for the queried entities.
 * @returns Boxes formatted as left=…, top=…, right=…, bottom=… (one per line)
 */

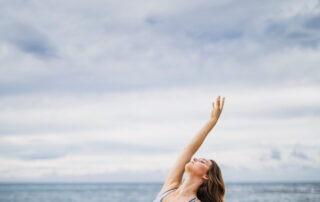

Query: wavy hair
left=196, top=159, right=225, bottom=202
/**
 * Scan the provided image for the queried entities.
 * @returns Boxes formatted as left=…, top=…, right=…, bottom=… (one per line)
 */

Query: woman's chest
left=162, top=195, right=198, bottom=202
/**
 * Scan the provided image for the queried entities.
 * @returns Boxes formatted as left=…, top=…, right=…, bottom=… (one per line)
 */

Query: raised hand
left=210, top=95, right=225, bottom=121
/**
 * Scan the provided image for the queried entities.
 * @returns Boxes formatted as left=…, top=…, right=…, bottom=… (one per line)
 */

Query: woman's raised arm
left=158, top=96, right=225, bottom=194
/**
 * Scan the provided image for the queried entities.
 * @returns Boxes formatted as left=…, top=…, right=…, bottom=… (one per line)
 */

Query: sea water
left=0, top=182, right=319, bottom=202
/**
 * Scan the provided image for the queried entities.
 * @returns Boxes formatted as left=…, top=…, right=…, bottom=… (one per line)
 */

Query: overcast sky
left=0, top=0, right=319, bottom=183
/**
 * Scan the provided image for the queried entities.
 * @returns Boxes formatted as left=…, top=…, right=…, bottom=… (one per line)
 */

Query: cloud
left=264, top=13, right=320, bottom=48
left=0, top=141, right=75, bottom=160
left=0, top=21, right=58, bottom=59
left=0, top=0, right=319, bottom=96
left=305, top=14, right=320, bottom=30
left=270, top=149, right=281, bottom=160
left=259, top=149, right=281, bottom=161
left=0, top=139, right=173, bottom=161
left=291, top=149, right=310, bottom=160
left=0, top=0, right=320, bottom=182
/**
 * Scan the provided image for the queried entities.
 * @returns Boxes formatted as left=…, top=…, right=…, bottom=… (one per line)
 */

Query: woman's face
left=186, top=157, right=212, bottom=179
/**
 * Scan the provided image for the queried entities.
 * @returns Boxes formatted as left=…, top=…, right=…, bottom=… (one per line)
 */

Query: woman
left=153, top=96, right=226, bottom=202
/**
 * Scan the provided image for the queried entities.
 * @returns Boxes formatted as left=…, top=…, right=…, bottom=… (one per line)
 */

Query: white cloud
left=0, top=84, right=319, bottom=181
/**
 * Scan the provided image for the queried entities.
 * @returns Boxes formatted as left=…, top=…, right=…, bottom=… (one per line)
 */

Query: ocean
left=0, top=182, right=319, bottom=202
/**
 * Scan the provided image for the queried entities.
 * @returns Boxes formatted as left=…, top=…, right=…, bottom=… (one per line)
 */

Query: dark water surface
left=0, top=182, right=319, bottom=202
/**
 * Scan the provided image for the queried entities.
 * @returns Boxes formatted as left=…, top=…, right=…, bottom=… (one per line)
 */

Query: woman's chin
left=185, top=162, right=193, bottom=171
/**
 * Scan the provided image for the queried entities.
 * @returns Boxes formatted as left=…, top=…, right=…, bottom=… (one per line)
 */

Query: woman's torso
left=153, top=188, right=198, bottom=202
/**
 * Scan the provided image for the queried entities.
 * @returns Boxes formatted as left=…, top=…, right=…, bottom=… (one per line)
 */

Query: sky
left=0, top=0, right=319, bottom=183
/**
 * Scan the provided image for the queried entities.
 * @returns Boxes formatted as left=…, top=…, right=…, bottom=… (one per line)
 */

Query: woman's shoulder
left=156, top=183, right=180, bottom=197
left=156, top=187, right=177, bottom=198
left=153, top=188, right=176, bottom=202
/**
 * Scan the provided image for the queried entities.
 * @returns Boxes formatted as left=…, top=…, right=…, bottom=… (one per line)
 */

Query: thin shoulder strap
left=159, top=188, right=176, bottom=197
left=189, top=197, right=198, bottom=202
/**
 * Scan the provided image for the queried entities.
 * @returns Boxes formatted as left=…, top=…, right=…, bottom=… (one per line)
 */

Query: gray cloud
left=291, top=149, right=310, bottom=160
left=260, top=149, right=282, bottom=161
left=143, top=0, right=320, bottom=48
left=0, top=142, right=74, bottom=160
left=270, top=149, right=281, bottom=160
left=264, top=12, right=320, bottom=48
left=305, top=15, right=320, bottom=30
left=80, top=141, right=175, bottom=155
left=0, top=140, right=174, bottom=160
left=0, top=124, right=90, bottom=136
left=0, top=21, right=58, bottom=59
left=0, top=0, right=319, bottom=96
left=141, top=3, right=250, bottom=44
left=258, top=106, right=320, bottom=118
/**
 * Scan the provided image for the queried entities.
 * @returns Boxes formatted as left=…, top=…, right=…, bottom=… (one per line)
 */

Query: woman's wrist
left=209, top=118, right=218, bottom=124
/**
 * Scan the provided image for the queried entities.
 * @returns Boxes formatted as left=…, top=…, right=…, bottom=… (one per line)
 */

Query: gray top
left=152, top=188, right=198, bottom=202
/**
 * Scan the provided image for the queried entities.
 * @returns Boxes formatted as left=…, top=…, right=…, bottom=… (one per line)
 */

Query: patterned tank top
left=152, top=188, right=198, bottom=202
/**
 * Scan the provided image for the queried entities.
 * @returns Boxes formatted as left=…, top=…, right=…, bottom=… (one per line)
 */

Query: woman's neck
left=175, top=175, right=203, bottom=197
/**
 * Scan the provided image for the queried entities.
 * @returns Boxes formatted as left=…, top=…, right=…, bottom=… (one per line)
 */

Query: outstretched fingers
left=212, top=96, right=225, bottom=112
left=220, top=97, right=225, bottom=112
